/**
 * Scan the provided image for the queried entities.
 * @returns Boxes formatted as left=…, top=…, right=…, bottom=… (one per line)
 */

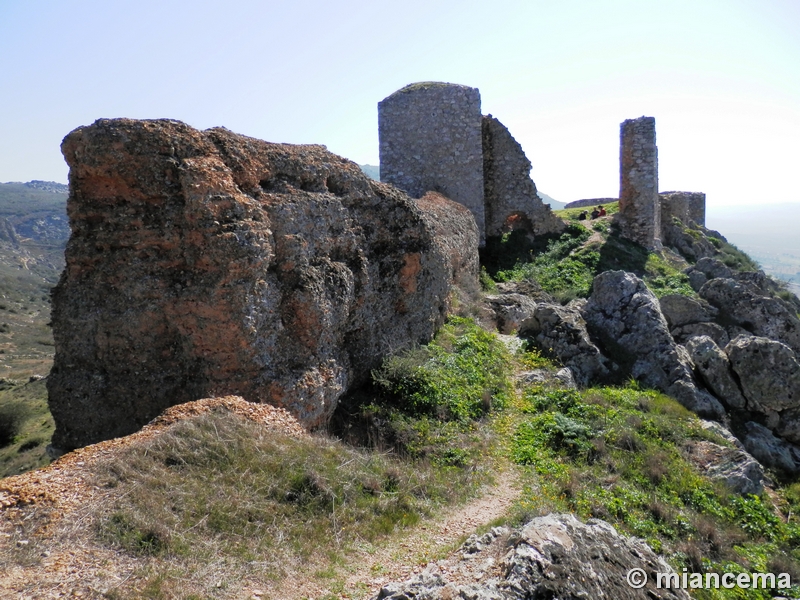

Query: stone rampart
left=379, top=82, right=563, bottom=245
left=482, top=115, right=563, bottom=237
left=660, top=191, right=706, bottom=227
left=618, top=116, right=660, bottom=249
left=379, top=82, right=486, bottom=243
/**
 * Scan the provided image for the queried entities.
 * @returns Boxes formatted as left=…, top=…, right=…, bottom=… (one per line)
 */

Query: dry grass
left=1, top=410, right=496, bottom=598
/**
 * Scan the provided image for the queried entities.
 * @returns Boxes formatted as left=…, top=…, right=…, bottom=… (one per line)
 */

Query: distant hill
left=360, top=164, right=380, bottom=181
left=0, top=181, right=68, bottom=377
left=537, top=192, right=565, bottom=210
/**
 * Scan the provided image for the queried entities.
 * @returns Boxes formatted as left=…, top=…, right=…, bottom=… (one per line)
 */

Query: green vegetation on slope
left=0, top=378, right=53, bottom=477
left=508, top=385, right=800, bottom=599
left=483, top=211, right=694, bottom=302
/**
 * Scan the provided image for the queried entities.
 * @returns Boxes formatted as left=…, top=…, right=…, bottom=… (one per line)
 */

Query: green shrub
left=372, top=317, right=512, bottom=421
left=509, top=385, right=800, bottom=585
left=0, top=402, right=27, bottom=447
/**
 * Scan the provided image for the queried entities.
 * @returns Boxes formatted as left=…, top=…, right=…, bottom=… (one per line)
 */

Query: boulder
left=516, top=367, right=577, bottom=390
left=670, top=322, right=729, bottom=347
left=684, top=336, right=746, bottom=410
left=48, top=118, right=479, bottom=450
left=661, top=221, right=716, bottom=262
left=659, top=294, right=717, bottom=329
left=740, top=422, right=800, bottom=476
left=691, top=257, right=734, bottom=280
left=374, top=514, right=689, bottom=599
left=519, top=302, right=612, bottom=387
left=684, top=440, right=764, bottom=495
left=701, top=278, right=800, bottom=355
left=484, top=293, right=537, bottom=334
left=582, top=271, right=724, bottom=419
left=726, top=336, right=800, bottom=442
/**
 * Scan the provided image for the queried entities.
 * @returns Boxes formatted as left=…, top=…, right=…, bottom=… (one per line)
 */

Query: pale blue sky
left=1, top=0, right=799, bottom=206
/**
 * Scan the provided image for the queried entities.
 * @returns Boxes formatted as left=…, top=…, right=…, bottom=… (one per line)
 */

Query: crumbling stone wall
left=482, top=115, right=563, bottom=237
left=379, top=82, right=486, bottom=243
left=379, top=82, right=563, bottom=245
left=660, top=191, right=706, bottom=227
left=49, top=118, right=479, bottom=450
left=618, top=116, right=660, bottom=250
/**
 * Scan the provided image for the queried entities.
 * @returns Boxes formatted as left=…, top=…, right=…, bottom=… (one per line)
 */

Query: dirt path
left=262, top=468, right=521, bottom=600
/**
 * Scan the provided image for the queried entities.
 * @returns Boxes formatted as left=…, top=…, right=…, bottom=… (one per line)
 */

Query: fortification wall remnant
left=660, top=191, right=706, bottom=227
left=618, top=116, right=660, bottom=250
left=379, top=82, right=486, bottom=243
left=482, top=115, right=563, bottom=237
left=379, top=82, right=563, bottom=245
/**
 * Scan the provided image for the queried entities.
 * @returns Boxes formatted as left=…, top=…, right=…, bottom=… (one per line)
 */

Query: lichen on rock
left=48, top=118, right=479, bottom=450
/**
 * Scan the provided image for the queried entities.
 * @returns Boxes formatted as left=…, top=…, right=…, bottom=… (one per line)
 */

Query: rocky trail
left=265, top=469, right=521, bottom=600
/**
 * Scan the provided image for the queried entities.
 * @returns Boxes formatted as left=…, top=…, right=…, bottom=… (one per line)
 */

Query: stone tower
left=618, top=116, right=660, bottom=249
left=379, top=82, right=486, bottom=243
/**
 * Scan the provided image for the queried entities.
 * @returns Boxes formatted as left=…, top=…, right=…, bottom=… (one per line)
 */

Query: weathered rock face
left=701, top=278, right=800, bottom=354
left=685, top=336, right=747, bottom=410
left=725, top=335, right=800, bottom=443
left=583, top=271, right=724, bottom=419
left=684, top=439, right=764, bottom=495
left=659, top=294, right=717, bottom=329
left=519, top=302, right=612, bottom=387
left=481, top=115, right=564, bottom=238
left=374, top=514, right=690, bottom=600
left=670, top=322, right=730, bottom=348
left=740, top=421, right=800, bottom=476
left=49, top=118, right=479, bottom=450
left=484, top=293, right=537, bottom=335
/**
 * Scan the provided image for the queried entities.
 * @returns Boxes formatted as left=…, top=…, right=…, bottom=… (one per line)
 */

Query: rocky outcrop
left=583, top=271, right=724, bottom=419
left=374, top=514, right=689, bottom=600
left=519, top=302, right=612, bottom=387
left=726, top=336, right=800, bottom=443
left=684, top=440, right=764, bottom=495
left=700, top=278, right=800, bottom=354
left=485, top=293, right=537, bottom=335
left=685, top=336, right=746, bottom=410
left=670, top=322, right=729, bottom=347
left=740, top=422, right=800, bottom=476
left=48, top=118, right=479, bottom=450
left=659, top=294, right=717, bottom=329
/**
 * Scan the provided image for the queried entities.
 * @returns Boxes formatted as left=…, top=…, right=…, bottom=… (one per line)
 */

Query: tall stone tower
left=618, top=116, right=660, bottom=249
left=379, top=82, right=486, bottom=244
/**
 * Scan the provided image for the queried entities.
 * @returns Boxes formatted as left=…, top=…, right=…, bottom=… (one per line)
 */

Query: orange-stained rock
left=48, top=119, right=479, bottom=450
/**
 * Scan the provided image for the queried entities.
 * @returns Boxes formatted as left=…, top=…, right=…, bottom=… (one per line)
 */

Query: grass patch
left=0, top=378, right=53, bottom=476
left=333, top=317, right=514, bottom=468
left=509, top=385, right=800, bottom=598
left=92, top=409, right=489, bottom=584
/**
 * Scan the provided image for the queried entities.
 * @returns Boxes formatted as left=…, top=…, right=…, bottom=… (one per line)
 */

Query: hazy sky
left=2, top=0, right=799, bottom=207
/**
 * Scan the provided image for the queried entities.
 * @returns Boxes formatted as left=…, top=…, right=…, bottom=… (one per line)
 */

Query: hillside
left=2, top=201, right=800, bottom=598
left=2, top=162, right=800, bottom=598
left=0, top=181, right=68, bottom=476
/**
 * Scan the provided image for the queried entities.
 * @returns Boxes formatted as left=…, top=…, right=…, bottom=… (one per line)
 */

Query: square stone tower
left=379, top=82, right=486, bottom=244
left=619, top=116, right=660, bottom=249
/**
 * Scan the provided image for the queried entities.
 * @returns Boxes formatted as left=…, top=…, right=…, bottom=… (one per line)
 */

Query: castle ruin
left=616, top=117, right=706, bottom=249
left=379, top=82, right=563, bottom=246
left=618, top=116, right=661, bottom=249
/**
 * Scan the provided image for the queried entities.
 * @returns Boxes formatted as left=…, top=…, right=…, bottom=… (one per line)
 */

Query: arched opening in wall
left=502, top=212, right=534, bottom=234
